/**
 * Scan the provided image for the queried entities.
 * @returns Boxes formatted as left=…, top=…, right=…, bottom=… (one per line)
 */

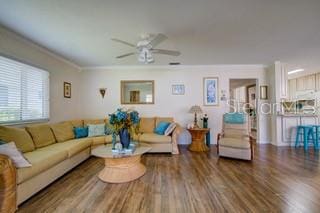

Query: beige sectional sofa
left=0, top=117, right=181, bottom=207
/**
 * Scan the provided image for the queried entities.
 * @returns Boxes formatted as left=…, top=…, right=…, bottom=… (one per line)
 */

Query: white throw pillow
left=0, top=142, right=32, bottom=168
left=165, top=123, right=177, bottom=136
left=88, top=124, right=106, bottom=137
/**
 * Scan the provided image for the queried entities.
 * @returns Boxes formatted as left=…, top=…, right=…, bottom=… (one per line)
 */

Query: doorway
left=229, top=79, right=258, bottom=139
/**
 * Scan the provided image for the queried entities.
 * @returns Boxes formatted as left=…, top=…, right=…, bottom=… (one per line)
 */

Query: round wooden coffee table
left=187, top=128, right=210, bottom=152
left=91, top=143, right=151, bottom=183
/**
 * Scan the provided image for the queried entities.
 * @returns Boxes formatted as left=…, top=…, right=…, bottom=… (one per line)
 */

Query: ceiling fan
left=111, top=33, right=181, bottom=64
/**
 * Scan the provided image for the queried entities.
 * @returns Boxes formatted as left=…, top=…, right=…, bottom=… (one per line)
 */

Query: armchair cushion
left=224, top=129, right=248, bottom=139
left=219, top=137, right=250, bottom=149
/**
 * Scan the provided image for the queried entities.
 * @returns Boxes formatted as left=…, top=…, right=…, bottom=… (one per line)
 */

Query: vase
left=119, top=128, right=130, bottom=149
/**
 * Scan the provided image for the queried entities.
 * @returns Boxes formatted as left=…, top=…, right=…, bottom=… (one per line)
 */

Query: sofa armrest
left=0, top=154, right=17, bottom=213
left=171, top=123, right=183, bottom=154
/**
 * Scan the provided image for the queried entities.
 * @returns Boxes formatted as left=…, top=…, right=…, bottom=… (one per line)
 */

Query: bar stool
left=295, top=125, right=317, bottom=150
left=311, top=125, right=320, bottom=150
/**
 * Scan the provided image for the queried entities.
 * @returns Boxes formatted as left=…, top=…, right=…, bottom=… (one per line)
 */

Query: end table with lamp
left=188, top=105, right=210, bottom=152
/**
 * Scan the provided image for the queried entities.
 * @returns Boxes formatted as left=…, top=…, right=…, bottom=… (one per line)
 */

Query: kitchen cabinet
left=288, top=79, right=297, bottom=100
left=282, top=116, right=300, bottom=142
left=316, top=73, right=320, bottom=91
left=281, top=115, right=318, bottom=143
left=296, top=77, right=305, bottom=91
left=295, top=74, right=316, bottom=91
left=304, top=74, right=316, bottom=90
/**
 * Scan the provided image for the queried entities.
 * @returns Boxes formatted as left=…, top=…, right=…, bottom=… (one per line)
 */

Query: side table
left=187, top=128, right=210, bottom=152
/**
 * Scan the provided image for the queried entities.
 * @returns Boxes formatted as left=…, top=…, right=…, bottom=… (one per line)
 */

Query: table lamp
left=189, top=105, right=203, bottom=128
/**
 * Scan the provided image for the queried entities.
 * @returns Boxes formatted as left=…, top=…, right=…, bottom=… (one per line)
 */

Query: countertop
left=278, top=113, right=318, bottom=117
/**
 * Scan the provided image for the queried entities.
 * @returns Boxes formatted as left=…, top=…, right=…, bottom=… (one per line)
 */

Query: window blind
left=0, top=56, right=49, bottom=124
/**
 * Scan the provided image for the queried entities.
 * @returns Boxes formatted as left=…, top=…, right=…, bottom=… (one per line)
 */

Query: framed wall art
left=203, top=77, right=219, bottom=106
left=64, top=82, right=71, bottom=98
left=172, top=84, right=185, bottom=95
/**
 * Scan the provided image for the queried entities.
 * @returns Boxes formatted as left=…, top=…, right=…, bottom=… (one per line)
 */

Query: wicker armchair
left=0, top=154, right=16, bottom=213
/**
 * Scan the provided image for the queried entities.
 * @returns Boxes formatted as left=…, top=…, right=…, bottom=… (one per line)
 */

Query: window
left=0, top=56, right=49, bottom=124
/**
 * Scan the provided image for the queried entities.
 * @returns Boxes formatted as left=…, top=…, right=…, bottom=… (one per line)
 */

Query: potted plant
left=109, top=108, right=140, bottom=149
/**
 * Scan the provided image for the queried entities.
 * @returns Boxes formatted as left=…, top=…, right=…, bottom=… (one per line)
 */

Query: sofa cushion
left=139, top=133, right=171, bottom=144
left=26, top=124, right=56, bottom=148
left=91, top=136, right=107, bottom=146
left=69, top=120, right=84, bottom=128
left=48, top=138, right=92, bottom=158
left=139, top=117, right=155, bottom=133
left=155, top=117, right=174, bottom=126
left=91, top=135, right=116, bottom=146
left=0, top=126, right=35, bottom=153
left=50, top=122, right=75, bottom=142
left=83, top=119, right=105, bottom=126
left=219, top=138, right=250, bottom=149
left=17, top=147, right=68, bottom=184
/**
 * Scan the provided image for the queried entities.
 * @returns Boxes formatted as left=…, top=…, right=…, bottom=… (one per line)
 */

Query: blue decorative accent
left=73, top=127, right=88, bottom=138
left=119, top=128, right=130, bottom=149
left=295, top=125, right=319, bottom=150
left=223, top=113, right=246, bottom=124
left=0, top=140, right=6, bottom=145
left=154, top=122, right=171, bottom=135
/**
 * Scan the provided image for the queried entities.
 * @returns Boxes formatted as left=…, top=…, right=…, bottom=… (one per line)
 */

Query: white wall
left=0, top=26, right=82, bottom=123
left=81, top=65, right=270, bottom=144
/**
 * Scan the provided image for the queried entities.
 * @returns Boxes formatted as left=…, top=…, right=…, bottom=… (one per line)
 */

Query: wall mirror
left=121, top=80, right=154, bottom=104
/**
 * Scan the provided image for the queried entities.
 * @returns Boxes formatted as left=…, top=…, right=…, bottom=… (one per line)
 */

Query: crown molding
left=0, top=25, right=81, bottom=70
left=82, top=64, right=268, bottom=71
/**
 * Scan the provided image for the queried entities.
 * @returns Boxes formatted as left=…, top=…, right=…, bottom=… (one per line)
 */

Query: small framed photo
left=64, top=82, right=71, bottom=98
left=260, top=85, right=268, bottom=100
left=203, top=77, right=219, bottom=106
left=172, top=84, right=185, bottom=95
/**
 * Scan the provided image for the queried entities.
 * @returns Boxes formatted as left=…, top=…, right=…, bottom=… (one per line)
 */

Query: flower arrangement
left=109, top=108, right=140, bottom=134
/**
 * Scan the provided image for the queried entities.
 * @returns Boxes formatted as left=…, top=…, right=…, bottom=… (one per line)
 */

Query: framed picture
left=172, top=84, right=185, bottom=95
left=203, top=77, right=219, bottom=106
left=260, top=85, right=268, bottom=100
left=64, top=82, right=71, bottom=98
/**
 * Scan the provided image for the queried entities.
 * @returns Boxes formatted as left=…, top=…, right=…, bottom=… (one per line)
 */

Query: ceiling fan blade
left=152, top=49, right=181, bottom=56
left=148, top=34, right=167, bottom=47
left=111, top=38, right=135, bottom=47
left=116, top=52, right=135, bottom=58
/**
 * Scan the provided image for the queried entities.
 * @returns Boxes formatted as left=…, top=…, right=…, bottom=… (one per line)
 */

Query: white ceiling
left=0, top=0, right=320, bottom=70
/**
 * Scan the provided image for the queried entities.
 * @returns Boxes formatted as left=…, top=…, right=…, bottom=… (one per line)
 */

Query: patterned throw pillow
left=165, top=123, right=177, bottom=136
left=0, top=142, right=32, bottom=168
left=88, top=124, right=106, bottom=137
left=74, top=127, right=89, bottom=138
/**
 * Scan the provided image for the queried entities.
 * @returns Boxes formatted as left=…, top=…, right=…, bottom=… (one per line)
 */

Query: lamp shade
left=189, top=105, right=203, bottom=114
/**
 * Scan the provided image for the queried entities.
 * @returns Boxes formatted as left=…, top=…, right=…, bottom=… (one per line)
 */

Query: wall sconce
left=99, top=88, right=107, bottom=98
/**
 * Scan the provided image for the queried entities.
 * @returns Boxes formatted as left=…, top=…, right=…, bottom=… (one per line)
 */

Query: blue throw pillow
left=223, top=113, right=246, bottom=124
left=0, top=140, right=6, bottom=145
left=154, top=122, right=171, bottom=135
left=74, top=127, right=88, bottom=139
